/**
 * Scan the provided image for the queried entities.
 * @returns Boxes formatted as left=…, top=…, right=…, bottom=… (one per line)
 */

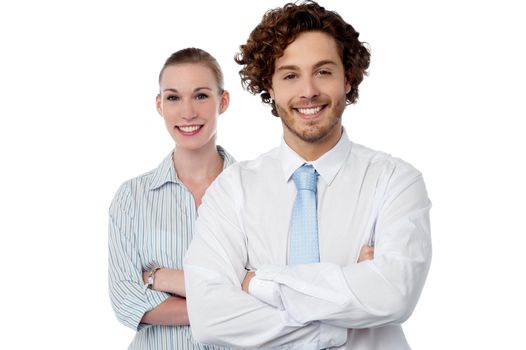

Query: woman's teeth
left=179, top=125, right=201, bottom=132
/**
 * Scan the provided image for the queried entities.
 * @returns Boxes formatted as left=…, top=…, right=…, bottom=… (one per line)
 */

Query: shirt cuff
left=249, top=274, right=284, bottom=310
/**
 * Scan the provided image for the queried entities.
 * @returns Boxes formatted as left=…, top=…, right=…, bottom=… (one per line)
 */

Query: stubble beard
left=276, top=100, right=344, bottom=143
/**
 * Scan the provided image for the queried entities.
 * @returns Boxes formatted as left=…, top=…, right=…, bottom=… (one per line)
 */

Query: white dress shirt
left=184, top=131, right=432, bottom=349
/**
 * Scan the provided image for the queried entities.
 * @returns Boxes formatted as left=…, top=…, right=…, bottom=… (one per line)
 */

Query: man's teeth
left=297, top=106, right=322, bottom=115
left=179, top=125, right=201, bottom=132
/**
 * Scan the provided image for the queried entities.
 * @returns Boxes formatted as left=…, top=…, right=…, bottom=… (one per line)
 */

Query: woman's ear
left=219, top=90, right=230, bottom=114
left=156, top=94, right=163, bottom=116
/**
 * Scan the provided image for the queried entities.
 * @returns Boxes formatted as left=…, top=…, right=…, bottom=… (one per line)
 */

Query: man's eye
left=284, top=73, right=297, bottom=80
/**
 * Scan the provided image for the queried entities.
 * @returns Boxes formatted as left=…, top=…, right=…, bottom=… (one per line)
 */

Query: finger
left=360, top=245, right=373, bottom=254
left=358, top=245, right=375, bottom=262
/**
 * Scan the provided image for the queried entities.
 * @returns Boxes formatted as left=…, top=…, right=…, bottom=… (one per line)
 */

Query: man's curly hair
left=235, top=1, right=370, bottom=117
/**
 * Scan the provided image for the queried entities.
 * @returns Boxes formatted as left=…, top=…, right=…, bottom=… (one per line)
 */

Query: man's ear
left=268, top=87, right=275, bottom=101
left=345, top=72, right=352, bottom=95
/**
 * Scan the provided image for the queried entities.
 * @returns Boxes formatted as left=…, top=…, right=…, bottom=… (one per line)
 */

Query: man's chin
left=293, top=127, right=329, bottom=143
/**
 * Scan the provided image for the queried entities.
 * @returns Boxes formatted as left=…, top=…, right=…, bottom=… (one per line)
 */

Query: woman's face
left=156, top=63, right=228, bottom=151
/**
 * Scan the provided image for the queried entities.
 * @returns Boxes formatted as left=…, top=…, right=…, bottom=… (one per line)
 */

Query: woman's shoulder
left=109, top=152, right=173, bottom=213
left=217, top=145, right=237, bottom=167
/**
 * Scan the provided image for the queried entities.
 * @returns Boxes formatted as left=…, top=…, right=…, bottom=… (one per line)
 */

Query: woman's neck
left=172, top=141, right=223, bottom=185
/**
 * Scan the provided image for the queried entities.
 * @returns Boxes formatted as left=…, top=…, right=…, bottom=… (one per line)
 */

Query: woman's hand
left=142, top=268, right=186, bottom=297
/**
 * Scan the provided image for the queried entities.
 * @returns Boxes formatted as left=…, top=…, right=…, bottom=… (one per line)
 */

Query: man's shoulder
left=220, top=147, right=280, bottom=176
left=209, top=147, right=281, bottom=194
left=350, top=142, right=422, bottom=176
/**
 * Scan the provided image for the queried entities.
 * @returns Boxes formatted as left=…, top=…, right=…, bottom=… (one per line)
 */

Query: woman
left=108, top=48, right=234, bottom=349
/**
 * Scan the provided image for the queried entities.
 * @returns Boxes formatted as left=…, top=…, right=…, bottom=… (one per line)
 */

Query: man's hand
left=357, top=245, right=374, bottom=262
left=242, top=271, right=256, bottom=293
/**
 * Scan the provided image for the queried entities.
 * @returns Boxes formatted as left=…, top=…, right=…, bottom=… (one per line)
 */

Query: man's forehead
left=274, top=31, right=341, bottom=69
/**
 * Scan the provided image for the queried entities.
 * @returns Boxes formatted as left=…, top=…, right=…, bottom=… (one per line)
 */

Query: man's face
left=269, top=31, right=350, bottom=150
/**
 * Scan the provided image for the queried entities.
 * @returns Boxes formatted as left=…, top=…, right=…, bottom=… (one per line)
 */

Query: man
left=184, top=1, right=431, bottom=349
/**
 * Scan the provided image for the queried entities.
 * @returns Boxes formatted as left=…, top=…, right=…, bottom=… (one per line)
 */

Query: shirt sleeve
left=184, top=169, right=347, bottom=349
left=108, top=183, right=170, bottom=331
left=249, top=163, right=432, bottom=329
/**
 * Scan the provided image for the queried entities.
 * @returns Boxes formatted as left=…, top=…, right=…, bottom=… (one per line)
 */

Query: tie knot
left=292, top=164, right=317, bottom=192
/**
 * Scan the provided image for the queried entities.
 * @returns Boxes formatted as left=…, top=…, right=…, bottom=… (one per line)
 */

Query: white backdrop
left=1, top=0, right=525, bottom=348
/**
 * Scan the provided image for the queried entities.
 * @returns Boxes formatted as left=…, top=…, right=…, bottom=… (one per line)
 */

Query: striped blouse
left=108, top=146, right=235, bottom=350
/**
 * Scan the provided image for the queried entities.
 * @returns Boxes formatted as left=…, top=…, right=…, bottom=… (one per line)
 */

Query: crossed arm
left=139, top=269, right=188, bottom=326
left=108, top=230, right=189, bottom=329
left=109, top=188, right=373, bottom=331
left=241, top=245, right=375, bottom=292
left=144, top=245, right=374, bottom=325
left=108, top=186, right=189, bottom=330
left=184, top=166, right=431, bottom=347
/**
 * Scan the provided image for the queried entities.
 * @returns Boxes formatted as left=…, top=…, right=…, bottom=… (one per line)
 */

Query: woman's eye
left=195, top=93, right=209, bottom=100
left=166, top=95, right=179, bottom=101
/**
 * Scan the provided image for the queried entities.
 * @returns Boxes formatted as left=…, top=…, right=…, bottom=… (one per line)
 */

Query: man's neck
left=283, top=126, right=343, bottom=161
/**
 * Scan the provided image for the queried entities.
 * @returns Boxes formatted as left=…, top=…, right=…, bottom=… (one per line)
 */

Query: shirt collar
left=279, top=128, right=352, bottom=186
left=148, top=145, right=236, bottom=190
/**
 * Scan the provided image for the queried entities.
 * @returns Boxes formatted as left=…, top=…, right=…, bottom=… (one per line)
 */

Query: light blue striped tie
left=288, top=164, right=320, bottom=264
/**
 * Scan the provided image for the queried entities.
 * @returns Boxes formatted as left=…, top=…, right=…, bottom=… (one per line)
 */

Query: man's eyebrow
left=275, top=60, right=338, bottom=72
left=313, top=60, right=338, bottom=69
left=275, top=64, right=299, bottom=72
